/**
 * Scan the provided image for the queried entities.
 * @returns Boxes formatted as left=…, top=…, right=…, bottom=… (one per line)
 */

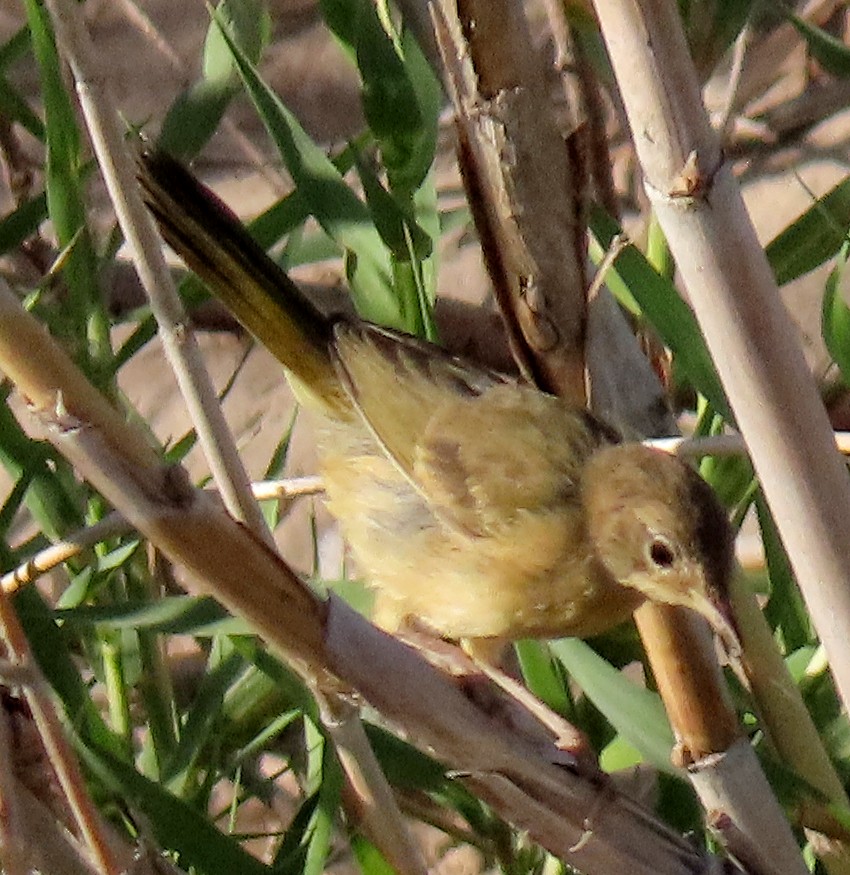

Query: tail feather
left=137, top=147, right=349, bottom=416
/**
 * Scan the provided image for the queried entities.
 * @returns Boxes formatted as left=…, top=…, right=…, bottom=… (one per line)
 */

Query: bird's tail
left=137, top=147, right=349, bottom=416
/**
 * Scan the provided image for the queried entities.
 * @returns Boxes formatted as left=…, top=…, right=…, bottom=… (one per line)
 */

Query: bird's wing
left=331, top=321, right=617, bottom=536
left=412, top=384, right=618, bottom=535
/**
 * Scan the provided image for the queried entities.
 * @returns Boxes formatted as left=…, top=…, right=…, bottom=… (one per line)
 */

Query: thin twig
left=43, top=0, right=272, bottom=545
left=2, top=476, right=325, bottom=595
left=714, top=23, right=751, bottom=142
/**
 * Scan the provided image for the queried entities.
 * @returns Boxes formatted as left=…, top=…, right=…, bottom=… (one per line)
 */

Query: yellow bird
left=137, top=148, right=737, bottom=656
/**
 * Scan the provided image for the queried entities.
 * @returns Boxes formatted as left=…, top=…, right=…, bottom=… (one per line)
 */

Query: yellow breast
left=316, top=416, right=643, bottom=643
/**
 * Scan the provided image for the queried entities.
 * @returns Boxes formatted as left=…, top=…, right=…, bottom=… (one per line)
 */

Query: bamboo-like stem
left=593, top=2, right=850, bottom=871
left=731, top=571, right=850, bottom=866
left=0, top=275, right=722, bottom=874
left=15, top=0, right=426, bottom=846
left=592, top=0, right=850, bottom=715
left=434, top=0, right=589, bottom=403
left=691, top=740, right=806, bottom=875
left=42, top=0, right=270, bottom=544
left=0, top=271, right=425, bottom=872
left=634, top=606, right=738, bottom=763
left=634, top=606, right=808, bottom=874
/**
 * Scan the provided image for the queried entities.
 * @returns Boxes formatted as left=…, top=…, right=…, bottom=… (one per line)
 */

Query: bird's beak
left=687, top=588, right=742, bottom=661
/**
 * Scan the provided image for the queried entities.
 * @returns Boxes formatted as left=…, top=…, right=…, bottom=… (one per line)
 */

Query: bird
left=136, top=147, right=738, bottom=660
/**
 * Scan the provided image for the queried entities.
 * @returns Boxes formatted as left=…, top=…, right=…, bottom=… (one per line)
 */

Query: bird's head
left=581, top=444, right=739, bottom=654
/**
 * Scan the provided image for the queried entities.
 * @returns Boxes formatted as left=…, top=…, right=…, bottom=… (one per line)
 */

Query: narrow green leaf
left=790, top=15, right=850, bottom=78
left=822, top=238, right=850, bottom=381
left=158, top=78, right=237, bottom=159
left=16, top=588, right=126, bottom=758
left=351, top=835, right=396, bottom=875
left=303, top=717, right=342, bottom=875
left=318, top=0, right=361, bottom=61
left=588, top=206, right=730, bottom=419
left=766, top=177, right=850, bottom=286
left=163, top=650, right=246, bottom=785
left=0, top=191, right=48, bottom=253
left=159, top=0, right=269, bottom=159
left=25, top=0, right=109, bottom=379
left=0, top=26, right=31, bottom=71
left=55, top=595, right=239, bottom=635
left=599, top=733, right=644, bottom=773
left=354, top=153, right=431, bottom=260
left=364, top=724, right=447, bottom=792
left=79, top=742, right=273, bottom=875
left=396, top=26, right=441, bottom=195
left=515, top=639, right=572, bottom=716
left=260, top=407, right=298, bottom=531
left=550, top=638, right=678, bottom=773
left=354, top=8, right=423, bottom=188
left=203, top=0, right=268, bottom=81
left=230, top=708, right=302, bottom=765
left=96, top=540, right=142, bottom=573
left=0, top=473, right=30, bottom=538
left=212, top=12, right=403, bottom=328
left=0, top=75, right=45, bottom=139
left=0, top=399, right=82, bottom=539
left=757, top=494, right=812, bottom=651
left=273, top=791, right=319, bottom=873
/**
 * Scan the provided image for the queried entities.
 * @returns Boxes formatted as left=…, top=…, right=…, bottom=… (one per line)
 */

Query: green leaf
left=78, top=742, right=273, bottom=875
left=351, top=835, right=396, bottom=875
left=55, top=595, right=244, bottom=635
left=550, top=638, right=678, bottom=773
left=0, top=25, right=31, bottom=71
left=353, top=8, right=424, bottom=193
left=364, top=724, right=447, bottom=792
left=16, top=588, right=126, bottom=758
left=260, top=407, right=298, bottom=530
left=822, top=237, right=850, bottom=381
left=203, top=0, right=268, bottom=82
left=0, top=75, right=44, bottom=139
left=396, top=26, right=441, bottom=195
left=354, top=153, right=431, bottom=260
left=0, top=191, right=48, bottom=253
left=159, top=0, right=269, bottom=159
left=0, top=466, right=31, bottom=534
left=25, top=0, right=108, bottom=379
left=789, top=14, right=850, bottom=78
left=515, top=639, right=572, bottom=716
left=599, top=732, right=644, bottom=772
left=766, top=177, right=850, bottom=286
left=758, top=494, right=811, bottom=651
left=163, top=649, right=246, bottom=786
left=211, top=11, right=405, bottom=328
left=158, top=78, right=238, bottom=159
left=303, top=717, right=342, bottom=875
left=588, top=206, right=730, bottom=419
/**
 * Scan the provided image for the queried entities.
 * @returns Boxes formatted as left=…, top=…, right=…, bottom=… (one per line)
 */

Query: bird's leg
left=389, top=621, right=598, bottom=775
left=461, top=638, right=599, bottom=778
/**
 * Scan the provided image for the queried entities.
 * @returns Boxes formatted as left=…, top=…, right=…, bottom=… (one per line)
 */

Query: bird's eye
left=648, top=537, right=676, bottom=569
